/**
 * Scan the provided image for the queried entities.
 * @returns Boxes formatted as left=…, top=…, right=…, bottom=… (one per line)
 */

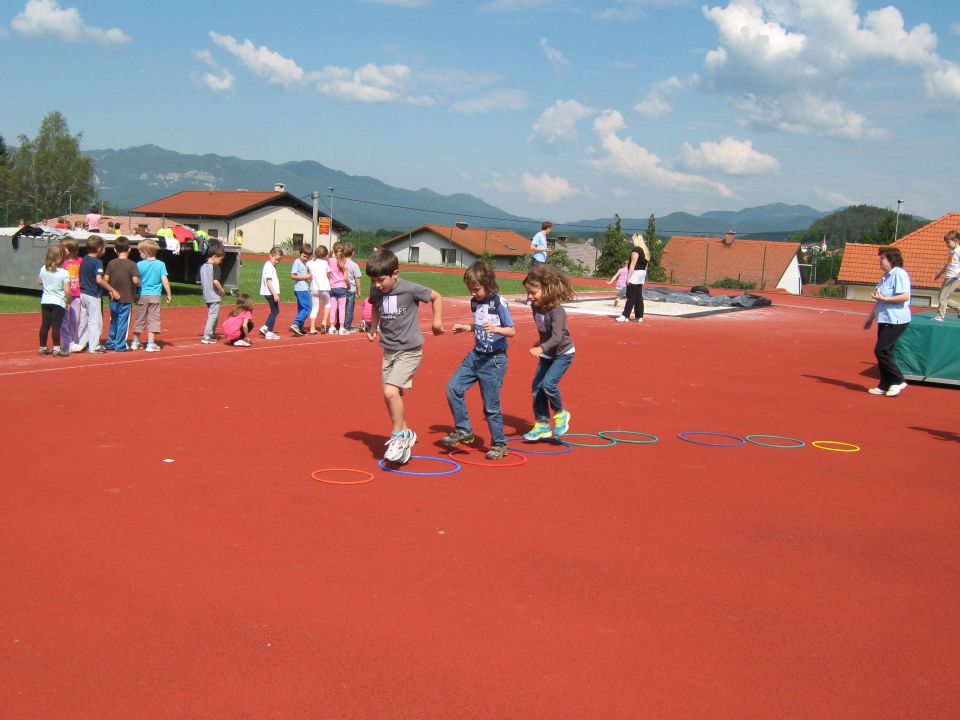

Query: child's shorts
left=618, top=287, right=627, bottom=299
left=134, top=296, right=162, bottom=333
left=382, top=348, right=423, bottom=389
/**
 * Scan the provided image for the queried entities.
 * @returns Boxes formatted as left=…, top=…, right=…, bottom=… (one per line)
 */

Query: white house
left=382, top=225, right=529, bottom=270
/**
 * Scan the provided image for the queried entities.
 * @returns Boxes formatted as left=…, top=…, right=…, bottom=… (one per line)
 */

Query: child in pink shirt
left=327, top=241, right=349, bottom=333
left=223, top=294, right=255, bottom=347
left=607, top=261, right=628, bottom=308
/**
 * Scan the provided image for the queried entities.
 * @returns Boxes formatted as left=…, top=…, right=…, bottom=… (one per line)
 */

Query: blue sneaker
left=523, top=421, right=553, bottom=441
left=553, top=410, right=571, bottom=436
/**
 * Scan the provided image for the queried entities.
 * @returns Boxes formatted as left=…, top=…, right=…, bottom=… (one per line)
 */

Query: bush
left=709, top=277, right=756, bottom=290
left=818, top=284, right=841, bottom=298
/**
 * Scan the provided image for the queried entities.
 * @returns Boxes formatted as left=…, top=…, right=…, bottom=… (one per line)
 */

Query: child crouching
left=223, top=294, right=255, bottom=346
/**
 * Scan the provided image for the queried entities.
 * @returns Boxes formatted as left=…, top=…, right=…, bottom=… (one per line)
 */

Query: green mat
left=894, top=312, right=960, bottom=385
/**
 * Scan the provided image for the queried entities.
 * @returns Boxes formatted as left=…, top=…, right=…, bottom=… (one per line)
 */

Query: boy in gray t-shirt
left=366, top=249, right=444, bottom=464
left=199, top=247, right=225, bottom=343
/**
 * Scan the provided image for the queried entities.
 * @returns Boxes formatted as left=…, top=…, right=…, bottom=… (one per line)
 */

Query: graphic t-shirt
left=137, top=258, right=168, bottom=296
left=105, top=258, right=139, bottom=304
left=63, top=257, right=82, bottom=298
left=369, top=278, right=433, bottom=350
left=79, top=255, right=104, bottom=297
left=471, top=293, right=513, bottom=354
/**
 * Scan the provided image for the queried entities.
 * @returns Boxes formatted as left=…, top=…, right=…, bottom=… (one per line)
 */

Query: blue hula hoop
left=504, top=437, right=573, bottom=455
left=744, top=434, right=805, bottom=449
left=597, top=430, right=659, bottom=445
left=555, top=433, right=618, bottom=448
left=377, top=455, right=462, bottom=476
left=677, top=431, right=745, bottom=447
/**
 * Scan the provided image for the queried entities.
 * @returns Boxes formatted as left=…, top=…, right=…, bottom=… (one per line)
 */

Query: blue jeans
left=446, top=350, right=508, bottom=445
left=531, top=351, right=574, bottom=420
left=107, top=301, right=131, bottom=350
left=294, top=290, right=311, bottom=328
left=344, top=290, right=357, bottom=329
left=263, top=295, right=280, bottom=331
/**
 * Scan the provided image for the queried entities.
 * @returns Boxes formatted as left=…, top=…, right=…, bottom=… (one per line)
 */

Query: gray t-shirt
left=200, top=262, right=223, bottom=303
left=346, top=260, right=362, bottom=292
left=370, top=278, right=432, bottom=350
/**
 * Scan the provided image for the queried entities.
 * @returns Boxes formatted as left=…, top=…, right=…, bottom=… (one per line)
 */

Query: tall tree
left=645, top=213, right=667, bottom=283
left=594, top=214, right=629, bottom=278
left=0, top=112, right=95, bottom=223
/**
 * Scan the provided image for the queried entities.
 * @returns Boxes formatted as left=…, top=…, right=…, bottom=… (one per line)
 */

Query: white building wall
left=776, top=257, right=803, bottom=294
left=845, top=284, right=935, bottom=307
left=391, top=231, right=518, bottom=270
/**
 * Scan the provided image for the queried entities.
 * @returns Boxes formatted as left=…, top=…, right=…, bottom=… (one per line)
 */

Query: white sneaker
left=233, top=339, right=251, bottom=347
left=635, top=317, right=644, bottom=323
left=338, top=327, right=349, bottom=335
left=397, top=429, right=416, bottom=464
left=200, top=336, right=217, bottom=344
left=383, top=433, right=406, bottom=462
left=327, top=326, right=337, bottom=334
left=615, top=315, right=628, bottom=323
left=867, top=387, right=886, bottom=395
left=129, top=338, right=142, bottom=351
left=932, top=316, right=945, bottom=322
left=144, top=343, right=161, bottom=353
left=259, top=325, right=269, bottom=337
left=68, top=343, right=83, bottom=353
left=885, top=382, right=907, bottom=397
left=266, top=332, right=281, bottom=341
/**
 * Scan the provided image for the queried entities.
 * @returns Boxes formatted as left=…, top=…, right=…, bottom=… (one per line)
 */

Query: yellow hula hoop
left=810, top=440, right=861, bottom=453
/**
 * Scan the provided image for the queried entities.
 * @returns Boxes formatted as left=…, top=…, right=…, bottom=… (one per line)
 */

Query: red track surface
left=2, top=293, right=957, bottom=719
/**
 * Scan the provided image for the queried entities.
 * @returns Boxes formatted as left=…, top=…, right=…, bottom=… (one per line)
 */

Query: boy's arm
left=429, top=290, right=444, bottom=335
left=161, top=276, right=172, bottom=304
left=98, top=273, right=118, bottom=298
left=934, top=261, right=948, bottom=279
left=367, top=303, right=380, bottom=341
left=266, top=278, right=278, bottom=300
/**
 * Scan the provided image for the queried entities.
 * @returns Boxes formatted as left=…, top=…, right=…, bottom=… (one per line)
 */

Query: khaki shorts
left=382, top=348, right=423, bottom=389
left=134, top=296, right=162, bottom=333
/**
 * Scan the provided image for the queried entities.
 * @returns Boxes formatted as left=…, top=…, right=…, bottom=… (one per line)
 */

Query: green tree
left=858, top=209, right=899, bottom=245
left=594, top=214, right=629, bottom=278
left=0, top=112, right=95, bottom=223
left=645, top=213, right=667, bottom=283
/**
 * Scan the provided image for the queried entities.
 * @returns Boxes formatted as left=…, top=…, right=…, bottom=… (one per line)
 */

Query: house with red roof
left=661, top=232, right=802, bottom=294
left=837, top=212, right=960, bottom=307
left=130, top=184, right=349, bottom=253
left=381, top=225, right=529, bottom=270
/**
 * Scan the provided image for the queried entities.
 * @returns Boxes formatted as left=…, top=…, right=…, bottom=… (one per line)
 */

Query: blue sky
left=2, top=0, right=959, bottom=222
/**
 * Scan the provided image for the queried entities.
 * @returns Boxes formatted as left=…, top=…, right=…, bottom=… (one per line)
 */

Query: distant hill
left=786, top=205, right=926, bottom=248
left=571, top=203, right=831, bottom=238
left=85, top=145, right=533, bottom=232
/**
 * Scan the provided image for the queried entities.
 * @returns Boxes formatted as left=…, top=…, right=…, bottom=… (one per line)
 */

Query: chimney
left=274, top=183, right=286, bottom=193
left=723, top=230, right=735, bottom=246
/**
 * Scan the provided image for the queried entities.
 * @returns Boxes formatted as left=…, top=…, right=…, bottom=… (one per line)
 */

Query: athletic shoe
left=52, top=348, right=70, bottom=358
left=129, top=338, right=142, bottom=351
left=338, top=327, right=349, bottom=335
left=144, top=343, right=161, bottom=353
left=885, top=382, right=907, bottom=397
left=396, top=429, right=417, bottom=464
left=290, top=324, right=305, bottom=336
left=635, top=317, right=644, bottom=323
left=553, top=409, right=571, bottom=436
left=38, top=347, right=51, bottom=356
left=68, top=343, right=83, bottom=353
left=327, top=326, right=337, bottom=334
left=485, top=444, right=509, bottom=461
left=92, top=346, right=107, bottom=353
left=932, top=316, right=945, bottom=322
left=616, top=315, right=628, bottom=323
left=266, top=332, right=281, bottom=341
left=867, top=387, right=886, bottom=395
left=441, top=428, right=475, bottom=447
left=523, top=421, right=553, bottom=441
left=201, top=336, right=217, bottom=344
left=383, top=432, right=406, bottom=462
left=259, top=325, right=269, bottom=337
left=233, top=339, right=251, bottom=347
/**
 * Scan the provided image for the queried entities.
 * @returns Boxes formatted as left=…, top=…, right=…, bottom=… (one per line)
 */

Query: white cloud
left=588, top=110, right=733, bottom=197
left=451, top=88, right=528, bottom=114
left=539, top=37, right=569, bottom=73
left=308, top=63, right=411, bottom=103
left=11, top=0, right=129, bottom=45
left=924, top=61, right=960, bottom=101
left=814, top=187, right=855, bottom=208
left=597, top=0, right=693, bottom=23
left=202, top=69, right=235, bottom=94
left=633, top=76, right=683, bottom=118
left=532, top=99, right=596, bottom=146
left=678, top=137, right=780, bottom=175
left=210, top=31, right=304, bottom=88
left=732, top=91, right=886, bottom=140
left=521, top=172, right=576, bottom=203
left=192, top=48, right=215, bottom=66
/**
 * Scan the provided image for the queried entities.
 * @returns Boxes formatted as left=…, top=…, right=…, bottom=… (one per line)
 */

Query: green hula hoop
left=597, top=430, right=659, bottom=445
left=744, top=434, right=806, bottom=449
left=555, top=432, right=618, bottom=448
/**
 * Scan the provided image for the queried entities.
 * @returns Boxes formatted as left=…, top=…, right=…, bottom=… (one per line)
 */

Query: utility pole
left=328, top=186, right=335, bottom=247
left=311, top=191, right=319, bottom=248
left=894, top=199, right=904, bottom=241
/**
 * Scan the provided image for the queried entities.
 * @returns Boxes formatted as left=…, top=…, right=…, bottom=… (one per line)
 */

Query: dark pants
left=623, top=283, right=644, bottom=319
left=531, top=259, right=546, bottom=270
left=40, top=304, right=66, bottom=347
left=531, top=351, right=574, bottom=420
left=263, top=295, right=280, bottom=331
left=875, top=322, right=909, bottom=390
left=446, top=350, right=508, bottom=445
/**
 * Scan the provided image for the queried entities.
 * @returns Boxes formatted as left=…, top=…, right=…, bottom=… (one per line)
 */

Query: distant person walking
left=530, top=221, right=553, bottom=269
left=863, top=246, right=912, bottom=397
left=617, top=233, right=650, bottom=323
left=85, top=206, right=102, bottom=232
left=932, top=230, right=960, bottom=321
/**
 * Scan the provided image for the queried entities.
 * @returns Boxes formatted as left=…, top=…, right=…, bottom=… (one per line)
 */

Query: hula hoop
left=377, top=455, right=462, bottom=476
left=311, top=468, right=374, bottom=485
left=745, top=434, right=806, bottom=449
left=444, top=446, right=528, bottom=468
left=811, top=440, right=860, bottom=453
left=504, top=437, right=573, bottom=455
left=554, top=433, right=618, bottom=448
left=678, top=431, right=745, bottom=447
left=597, top=430, right=659, bottom=445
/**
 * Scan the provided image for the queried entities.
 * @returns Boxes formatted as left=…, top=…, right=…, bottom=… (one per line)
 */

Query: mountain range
left=86, top=145, right=830, bottom=237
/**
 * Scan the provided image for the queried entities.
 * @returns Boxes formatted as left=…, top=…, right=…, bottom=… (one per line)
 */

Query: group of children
left=364, top=249, right=576, bottom=463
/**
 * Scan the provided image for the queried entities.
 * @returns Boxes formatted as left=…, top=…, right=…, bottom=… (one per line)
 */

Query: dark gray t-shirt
left=370, top=278, right=433, bottom=350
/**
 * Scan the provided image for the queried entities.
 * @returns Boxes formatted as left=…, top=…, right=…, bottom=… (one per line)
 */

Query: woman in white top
left=617, top=233, right=650, bottom=323
left=307, top=245, right=332, bottom=334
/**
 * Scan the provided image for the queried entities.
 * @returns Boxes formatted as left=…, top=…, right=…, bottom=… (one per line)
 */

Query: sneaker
left=338, top=327, right=349, bottom=335
left=867, top=387, right=886, bottom=395
left=885, top=382, right=907, bottom=397
left=129, top=338, right=142, bottom=351
left=52, top=348, right=70, bottom=358
left=441, top=428, right=475, bottom=447
left=266, top=332, right=282, bottom=341
left=259, top=325, right=269, bottom=337
left=553, top=409, right=571, bottom=436
left=635, top=317, right=644, bottom=323
left=233, top=339, right=251, bottom=347
left=615, top=315, right=628, bottom=323
left=485, top=444, right=509, bottom=461
left=38, top=347, right=51, bottom=356
left=932, top=316, right=945, bottom=322
left=523, top=421, right=553, bottom=441
left=92, top=346, right=107, bottom=354
left=397, top=429, right=417, bottom=464
left=327, top=326, right=337, bottom=334
left=383, top=432, right=406, bottom=462
left=144, top=342, right=161, bottom=353
left=68, top=343, right=83, bottom=353
left=290, top=324, right=305, bottom=336
left=201, top=336, right=217, bottom=344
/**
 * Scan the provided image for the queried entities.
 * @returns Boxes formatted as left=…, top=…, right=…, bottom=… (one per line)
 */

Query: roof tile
left=661, top=236, right=799, bottom=289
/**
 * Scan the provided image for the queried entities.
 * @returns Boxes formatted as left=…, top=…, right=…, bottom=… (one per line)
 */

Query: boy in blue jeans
left=104, top=236, right=140, bottom=351
left=290, top=246, right=312, bottom=336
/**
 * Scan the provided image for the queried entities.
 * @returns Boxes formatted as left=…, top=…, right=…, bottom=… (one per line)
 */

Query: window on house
left=207, top=228, right=219, bottom=238
left=409, top=247, right=420, bottom=263
left=292, top=233, right=304, bottom=249
left=441, top=248, right=457, bottom=265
